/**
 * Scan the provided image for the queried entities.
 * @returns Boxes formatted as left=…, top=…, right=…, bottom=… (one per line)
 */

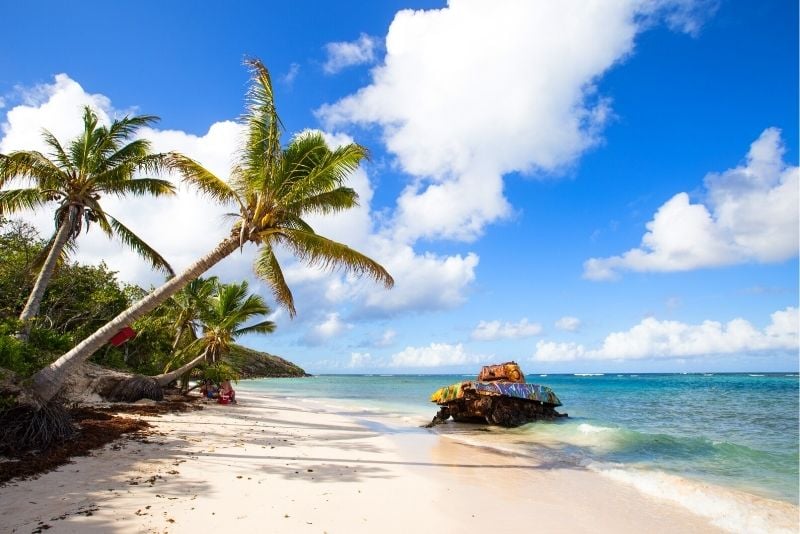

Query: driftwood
left=54, top=362, right=165, bottom=403
left=101, top=375, right=164, bottom=402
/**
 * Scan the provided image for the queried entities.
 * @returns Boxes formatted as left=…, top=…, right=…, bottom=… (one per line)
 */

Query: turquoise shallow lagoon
left=239, top=372, right=799, bottom=506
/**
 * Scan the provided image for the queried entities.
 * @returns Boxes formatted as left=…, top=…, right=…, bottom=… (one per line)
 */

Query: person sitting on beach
left=200, top=379, right=218, bottom=400
left=218, top=379, right=237, bottom=405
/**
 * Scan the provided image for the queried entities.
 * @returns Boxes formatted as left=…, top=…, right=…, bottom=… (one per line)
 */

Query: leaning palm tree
left=155, top=280, right=275, bottom=386
left=0, top=107, right=177, bottom=340
left=29, top=59, right=393, bottom=403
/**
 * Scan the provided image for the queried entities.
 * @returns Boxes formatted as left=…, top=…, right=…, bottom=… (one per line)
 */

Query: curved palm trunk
left=16, top=213, right=73, bottom=341
left=155, top=352, right=207, bottom=387
left=31, top=235, right=241, bottom=402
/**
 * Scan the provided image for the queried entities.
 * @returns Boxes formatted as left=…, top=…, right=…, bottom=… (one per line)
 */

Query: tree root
left=0, top=401, right=77, bottom=455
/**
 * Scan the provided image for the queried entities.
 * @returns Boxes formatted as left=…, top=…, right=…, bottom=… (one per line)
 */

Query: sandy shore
left=0, top=392, right=791, bottom=533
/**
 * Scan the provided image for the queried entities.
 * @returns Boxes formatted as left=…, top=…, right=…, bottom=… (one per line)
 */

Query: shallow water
left=238, top=372, right=799, bottom=506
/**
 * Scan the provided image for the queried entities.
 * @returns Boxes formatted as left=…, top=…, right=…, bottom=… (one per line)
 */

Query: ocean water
left=238, top=373, right=799, bottom=516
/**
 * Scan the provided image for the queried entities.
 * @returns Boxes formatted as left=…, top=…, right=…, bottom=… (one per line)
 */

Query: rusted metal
left=426, top=362, right=566, bottom=427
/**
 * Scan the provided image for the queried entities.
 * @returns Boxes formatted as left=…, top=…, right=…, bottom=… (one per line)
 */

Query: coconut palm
left=155, top=280, right=274, bottom=386
left=0, top=107, right=177, bottom=340
left=166, top=275, right=219, bottom=352
left=29, top=59, right=393, bottom=403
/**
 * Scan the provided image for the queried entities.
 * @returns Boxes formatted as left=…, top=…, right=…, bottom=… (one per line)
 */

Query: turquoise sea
left=238, top=372, right=799, bottom=510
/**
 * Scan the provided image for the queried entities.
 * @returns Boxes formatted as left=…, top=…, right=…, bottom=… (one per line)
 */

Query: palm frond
left=163, top=337, right=206, bottom=373
left=0, top=151, right=65, bottom=190
left=41, top=129, right=74, bottom=171
left=103, top=177, right=176, bottom=198
left=0, top=188, right=51, bottom=215
left=241, top=58, right=284, bottom=192
left=83, top=201, right=114, bottom=237
left=290, top=187, right=359, bottom=216
left=281, top=133, right=368, bottom=205
left=103, top=139, right=154, bottom=171
left=32, top=234, right=77, bottom=273
left=253, top=245, right=296, bottom=317
left=70, top=106, right=100, bottom=175
left=164, top=152, right=240, bottom=206
left=94, top=114, right=158, bottom=163
left=278, top=214, right=315, bottom=233
left=106, top=213, right=175, bottom=276
left=234, top=320, right=276, bottom=336
left=277, top=229, right=394, bottom=289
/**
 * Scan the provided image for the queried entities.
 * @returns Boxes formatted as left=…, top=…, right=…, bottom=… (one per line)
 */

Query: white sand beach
left=1, top=392, right=795, bottom=534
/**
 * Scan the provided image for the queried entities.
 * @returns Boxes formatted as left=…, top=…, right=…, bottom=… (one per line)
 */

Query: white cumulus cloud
left=318, top=0, right=706, bottom=243
left=555, top=316, right=582, bottom=332
left=282, top=63, right=300, bottom=85
left=584, top=128, right=799, bottom=280
left=534, top=307, right=799, bottom=362
left=1, top=76, right=481, bottom=319
left=0, top=74, right=243, bottom=285
left=391, top=342, right=486, bottom=367
left=323, top=34, right=378, bottom=74
left=348, top=352, right=372, bottom=368
left=303, top=312, right=352, bottom=346
left=471, top=318, right=542, bottom=340
left=373, top=329, right=397, bottom=347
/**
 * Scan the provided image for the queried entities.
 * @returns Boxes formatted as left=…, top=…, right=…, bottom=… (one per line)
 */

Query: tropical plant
left=166, top=276, right=219, bottom=352
left=0, top=107, right=177, bottom=340
left=155, top=280, right=274, bottom=386
left=28, top=58, right=393, bottom=403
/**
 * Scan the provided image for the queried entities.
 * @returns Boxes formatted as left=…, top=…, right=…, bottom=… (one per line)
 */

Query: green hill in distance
left=225, top=344, right=310, bottom=379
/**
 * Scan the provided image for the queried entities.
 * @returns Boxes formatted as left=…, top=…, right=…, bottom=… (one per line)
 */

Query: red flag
left=109, top=326, right=136, bottom=347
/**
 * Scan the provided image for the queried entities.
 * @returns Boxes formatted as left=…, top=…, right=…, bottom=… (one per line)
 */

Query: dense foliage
left=0, top=218, right=295, bottom=380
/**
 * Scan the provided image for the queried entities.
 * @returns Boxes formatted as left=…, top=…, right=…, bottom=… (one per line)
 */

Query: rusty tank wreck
left=427, top=362, right=566, bottom=427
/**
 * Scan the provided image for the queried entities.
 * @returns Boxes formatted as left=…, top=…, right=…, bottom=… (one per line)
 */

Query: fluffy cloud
left=1, top=75, right=481, bottom=319
left=282, top=63, right=300, bottom=85
left=555, top=316, right=582, bottom=332
left=323, top=34, right=378, bottom=74
left=348, top=352, right=372, bottom=368
left=585, top=128, right=799, bottom=280
left=373, top=329, right=397, bottom=347
left=471, top=318, right=542, bottom=341
left=302, top=313, right=352, bottom=346
left=534, top=307, right=798, bottom=361
left=0, top=74, right=242, bottom=285
left=318, top=0, right=705, bottom=242
left=283, top=131, right=481, bottom=317
left=391, top=342, right=486, bottom=367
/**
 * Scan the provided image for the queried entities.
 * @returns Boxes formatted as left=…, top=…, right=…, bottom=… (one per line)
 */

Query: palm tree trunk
left=155, top=352, right=207, bottom=387
left=31, top=235, right=241, bottom=402
left=172, top=324, right=186, bottom=351
left=16, top=212, right=73, bottom=341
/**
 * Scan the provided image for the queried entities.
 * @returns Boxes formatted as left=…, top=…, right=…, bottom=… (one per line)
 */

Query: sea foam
left=590, top=464, right=798, bottom=534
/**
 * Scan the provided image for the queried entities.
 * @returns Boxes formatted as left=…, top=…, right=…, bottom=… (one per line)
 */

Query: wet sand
left=0, top=392, right=758, bottom=533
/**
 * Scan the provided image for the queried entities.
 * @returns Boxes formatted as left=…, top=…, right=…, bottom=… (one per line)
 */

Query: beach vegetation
left=155, top=279, right=274, bottom=388
left=0, top=109, right=181, bottom=341
left=28, top=58, right=393, bottom=404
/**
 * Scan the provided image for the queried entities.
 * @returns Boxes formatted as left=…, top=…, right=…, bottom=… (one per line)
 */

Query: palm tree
left=155, top=280, right=274, bottom=386
left=0, top=107, right=178, bottom=340
left=166, top=276, right=219, bottom=352
left=29, top=59, right=393, bottom=402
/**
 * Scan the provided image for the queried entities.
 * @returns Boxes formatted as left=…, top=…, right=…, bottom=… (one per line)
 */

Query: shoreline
left=0, top=392, right=795, bottom=533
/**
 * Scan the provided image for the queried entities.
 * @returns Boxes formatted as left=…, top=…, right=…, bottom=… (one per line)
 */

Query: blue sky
left=1, top=0, right=797, bottom=374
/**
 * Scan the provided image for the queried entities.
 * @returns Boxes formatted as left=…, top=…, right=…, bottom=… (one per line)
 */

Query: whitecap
left=589, top=464, right=798, bottom=534
left=577, top=423, right=613, bottom=434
